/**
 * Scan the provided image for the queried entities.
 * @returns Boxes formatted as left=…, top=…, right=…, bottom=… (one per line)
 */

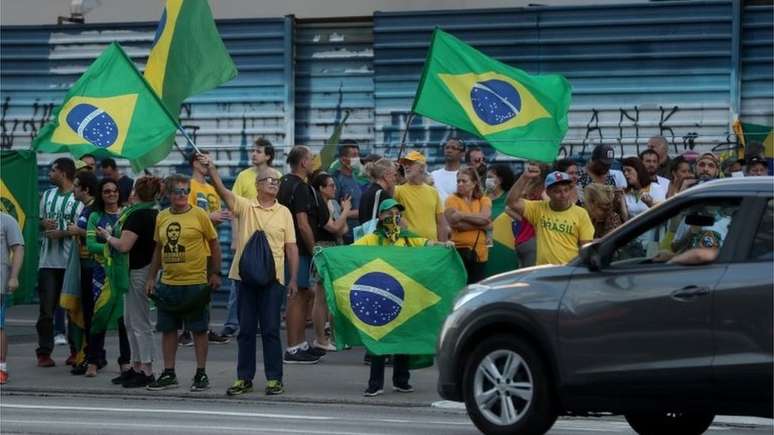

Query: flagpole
left=397, top=112, right=416, bottom=160
left=177, top=125, right=203, bottom=155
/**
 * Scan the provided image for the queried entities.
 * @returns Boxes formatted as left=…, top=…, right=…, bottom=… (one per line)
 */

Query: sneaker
left=191, top=371, right=210, bottom=392
left=219, top=327, right=237, bottom=338
left=307, top=346, right=326, bottom=358
left=283, top=348, right=320, bottom=365
left=54, top=334, right=67, bottom=346
left=123, top=372, right=155, bottom=389
left=364, top=386, right=383, bottom=397
left=147, top=371, right=179, bottom=391
left=208, top=330, right=231, bottom=344
left=0, top=370, right=8, bottom=384
left=70, top=361, right=88, bottom=375
left=265, top=380, right=284, bottom=395
left=178, top=331, right=193, bottom=347
left=37, top=354, right=55, bottom=368
left=226, top=379, right=253, bottom=396
left=111, top=368, right=137, bottom=385
left=393, top=383, right=414, bottom=393
left=313, top=339, right=337, bottom=352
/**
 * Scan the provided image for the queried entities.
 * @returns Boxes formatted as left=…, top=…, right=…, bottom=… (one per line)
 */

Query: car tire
left=462, top=335, right=557, bottom=435
left=625, top=412, right=715, bottom=435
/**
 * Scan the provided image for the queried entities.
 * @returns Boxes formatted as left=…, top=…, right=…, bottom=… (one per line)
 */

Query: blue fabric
left=154, top=283, right=210, bottom=333
left=0, top=294, right=8, bottom=328
left=236, top=280, right=284, bottom=382
left=222, top=279, right=239, bottom=332
left=284, top=255, right=311, bottom=289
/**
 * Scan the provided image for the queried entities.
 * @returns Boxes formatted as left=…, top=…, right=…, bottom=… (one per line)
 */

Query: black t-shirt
left=123, top=208, right=159, bottom=270
left=118, top=175, right=134, bottom=205
left=313, top=193, right=337, bottom=243
left=278, top=174, right=316, bottom=257
left=359, top=183, right=392, bottom=225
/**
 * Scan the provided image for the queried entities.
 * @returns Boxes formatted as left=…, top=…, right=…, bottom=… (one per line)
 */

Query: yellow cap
left=399, top=150, right=426, bottom=165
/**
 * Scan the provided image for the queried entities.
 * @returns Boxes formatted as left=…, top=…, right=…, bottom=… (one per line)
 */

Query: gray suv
left=437, top=177, right=773, bottom=435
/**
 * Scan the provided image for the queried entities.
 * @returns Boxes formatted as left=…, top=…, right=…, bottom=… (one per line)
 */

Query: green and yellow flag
left=31, top=43, right=178, bottom=172
left=314, top=245, right=466, bottom=357
left=145, top=0, right=238, bottom=117
left=0, top=150, right=40, bottom=305
left=412, top=28, right=572, bottom=162
left=484, top=196, right=518, bottom=277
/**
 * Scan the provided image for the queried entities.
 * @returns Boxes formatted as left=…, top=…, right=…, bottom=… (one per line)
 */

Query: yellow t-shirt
left=394, top=183, right=443, bottom=241
left=154, top=206, right=218, bottom=285
left=232, top=166, right=282, bottom=200
left=188, top=178, right=221, bottom=213
left=523, top=200, right=595, bottom=265
left=445, top=195, right=492, bottom=262
left=354, top=231, right=428, bottom=247
left=228, top=196, right=296, bottom=283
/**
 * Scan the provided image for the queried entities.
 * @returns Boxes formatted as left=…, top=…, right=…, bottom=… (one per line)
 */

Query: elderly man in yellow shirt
left=394, top=150, right=448, bottom=242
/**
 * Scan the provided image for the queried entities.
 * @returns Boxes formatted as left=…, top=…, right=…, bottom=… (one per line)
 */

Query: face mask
left=382, top=215, right=401, bottom=242
left=485, top=177, right=497, bottom=191
left=350, top=158, right=364, bottom=176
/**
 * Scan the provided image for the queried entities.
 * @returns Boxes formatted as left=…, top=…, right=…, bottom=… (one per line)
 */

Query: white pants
left=123, top=265, right=156, bottom=364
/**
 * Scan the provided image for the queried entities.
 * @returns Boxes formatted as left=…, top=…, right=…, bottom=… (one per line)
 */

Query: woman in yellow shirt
left=444, top=166, right=492, bottom=284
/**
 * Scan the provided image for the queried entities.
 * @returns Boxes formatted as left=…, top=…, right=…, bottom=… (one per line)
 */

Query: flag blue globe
left=470, top=79, right=522, bottom=126
left=349, top=272, right=405, bottom=326
left=66, top=103, right=119, bottom=148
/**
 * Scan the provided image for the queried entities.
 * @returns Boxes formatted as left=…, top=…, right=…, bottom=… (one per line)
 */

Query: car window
left=748, top=199, right=773, bottom=261
left=608, top=199, right=741, bottom=268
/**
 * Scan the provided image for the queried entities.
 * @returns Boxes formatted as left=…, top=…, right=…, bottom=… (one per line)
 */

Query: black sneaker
left=219, top=327, right=237, bottom=338
left=307, top=346, right=326, bottom=358
left=123, top=372, right=155, bottom=389
left=283, top=348, right=320, bottom=365
left=70, top=361, right=88, bottom=375
left=364, top=386, right=383, bottom=397
left=226, top=379, right=253, bottom=396
left=393, top=383, right=414, bottom=393
left=191, top=371, right=210, bottom=392
left=208, top=330, right=231, bottom=344
left=111, top=368, right=136, bottom=385
left=147, top=371, right=179, bottom=391
left=178, top=331, right=193, bottom=347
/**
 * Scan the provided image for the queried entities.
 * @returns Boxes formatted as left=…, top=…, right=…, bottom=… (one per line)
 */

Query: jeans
left=54, top=306, right=66, bottom=336
left=222, top=280, right=239, bottom=333
left=36, top=268, right=65, bottom=356
left=236, top=280, right=284, bottom=382
left=368, top=354, right=410, bottom=390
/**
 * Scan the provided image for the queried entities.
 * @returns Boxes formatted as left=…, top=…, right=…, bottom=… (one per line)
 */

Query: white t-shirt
left=609, top=169, right=627, bottom=189
left=649, top=176, right=671, bottom=203
left=431, top=168, right=458, bottom=203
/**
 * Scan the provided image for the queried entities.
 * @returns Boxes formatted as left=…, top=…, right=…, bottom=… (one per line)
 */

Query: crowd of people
left=0, top=134, right=769, bottom=395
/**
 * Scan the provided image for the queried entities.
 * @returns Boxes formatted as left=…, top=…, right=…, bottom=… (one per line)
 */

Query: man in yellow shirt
left=507, top=170, right=594, bottom=265
left=394, top=151, right=448, bottom=242
left=199, top=154, right=298, bottom=396
left=144, top=174, right=222, bottom=392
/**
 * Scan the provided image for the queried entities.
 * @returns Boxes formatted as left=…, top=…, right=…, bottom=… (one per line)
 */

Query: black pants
left=36, top=268, right=66, bottom=356
left=368, top=354, right=409, bottom=390
left=457, top=248, right=486, bottom=284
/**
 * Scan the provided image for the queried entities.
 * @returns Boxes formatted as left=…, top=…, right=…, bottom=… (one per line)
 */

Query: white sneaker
left=54, top=334, right=67, bottom=346
left=313, top=339, right=337, bottom=352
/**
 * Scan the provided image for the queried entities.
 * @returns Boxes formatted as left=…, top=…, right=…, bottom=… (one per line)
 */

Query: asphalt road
left=1, top=393, right=770, bottom=435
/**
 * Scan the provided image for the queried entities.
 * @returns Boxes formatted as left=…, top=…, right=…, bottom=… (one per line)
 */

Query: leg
left=236, top=281, right=259, bottom=382
left=0, top=295, right=7, bottom=364
left=258, top=281, right=284, bottom=382
left=127, top=267, right=155, bottom=375
left=368, top=354, right=386, bottom=390
left=392, top=354, right=411, bottom=387
left=117, top=317, right=131, bottom=367
left=192, top=331, right=208, bottom=369
left=161, top=331, right=177, bottom=370
left=80, top=266, right=95, bottom=361
left=285, top=288, right=310, bottom=347
left=222, top=280, right=239, bottom=334
left=312, top=282, right=330, bottom=347
left=54, top=306, right=66, bottom=336
left=35, top=268, right=64, bottom=357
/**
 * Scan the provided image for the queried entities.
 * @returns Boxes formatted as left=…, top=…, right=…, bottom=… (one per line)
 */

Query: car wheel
left=462, top=335, right=557, bottom=435
left=625, top=412, right=715, bottom=435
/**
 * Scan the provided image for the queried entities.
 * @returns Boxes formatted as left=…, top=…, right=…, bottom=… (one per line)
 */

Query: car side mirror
left=581, top=243, right=602, bottom=272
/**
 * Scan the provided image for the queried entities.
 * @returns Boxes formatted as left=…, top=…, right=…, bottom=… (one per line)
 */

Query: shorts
left=309, top=242, right=337, bottom=287
left=0, top=294, right=8, bottom=328
left=155, top=283, right=210, bottom=333
left=285, top=255, right=311, bottom=289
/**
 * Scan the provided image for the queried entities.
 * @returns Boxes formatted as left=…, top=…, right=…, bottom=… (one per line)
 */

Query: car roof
left=682, top=176, right=774, bottom=196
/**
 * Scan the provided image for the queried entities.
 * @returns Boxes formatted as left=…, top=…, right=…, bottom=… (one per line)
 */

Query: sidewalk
left=1, top=304, right=445, bottom=407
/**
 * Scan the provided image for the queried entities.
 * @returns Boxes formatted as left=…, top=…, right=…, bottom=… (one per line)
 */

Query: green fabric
left=317, top=111, right=350, bottom=171
left=31, top=43, right=178, bottom=172
left=412, top=28, right=572, bottom=162
left=108, top=202, right=155, bottom=297
left=314, top=245, right=466, bottom=366
left=484, top=193, right=519, bottom=277
left=0, top=150, right=39, bottom=305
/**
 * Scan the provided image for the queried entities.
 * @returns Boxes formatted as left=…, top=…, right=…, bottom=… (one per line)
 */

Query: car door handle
left=671, top=286, right=711, bottom=300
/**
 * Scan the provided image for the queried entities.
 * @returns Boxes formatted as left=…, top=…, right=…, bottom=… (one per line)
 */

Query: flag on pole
left=314, top=245, right=466, bottom=359
left=484, top=203, right=518, bottom=278
left=0, top=150, right=40, bottom=305
left=412, top=28, right=572, bottom=162
left=31, top=43, right=179, bottom=172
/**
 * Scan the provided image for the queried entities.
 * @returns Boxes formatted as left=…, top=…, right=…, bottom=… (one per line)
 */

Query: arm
left=295, top=212, right=316, bottom=254
left=199, top=154, right=236, bottom=211
left=668, top=247, right=718, bottom=265
left=6, top=244, right=24, bottom=292
left=144, top=244, right=162, bottom=295
left=104, top=230, right=139, bottom=254
left=285, top=242, right=299, bottom=298
left=436, top=212, right=449, bottom=242
left=207, top=237, right=222, bottom=290
left=506, top=174, right=533, bottom=216
left=324, top=198, right=351, bottom=235
left=86, top=213, right=106, bottom=254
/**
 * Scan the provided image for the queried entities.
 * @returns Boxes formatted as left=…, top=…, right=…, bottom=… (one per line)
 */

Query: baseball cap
left=377, top=198, right=405, bottom=214
left=74, top=160, right=89, bottom=170
left=591, top=144, right=615, bottom=165
left=697, top=152, right=720, bottom=166
left=748, top=155, right=768, bottom=168
left=544, top=171, right=573, bottom=189
left=399, top=150, right=426, bottom=165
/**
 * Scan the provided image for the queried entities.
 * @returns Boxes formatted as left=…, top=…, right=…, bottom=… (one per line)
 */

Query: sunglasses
left=258, top=177, right=280, bottom=185
left=171, top=187, right=190, bottom=196
left=102, top=189, right=118, bottom=194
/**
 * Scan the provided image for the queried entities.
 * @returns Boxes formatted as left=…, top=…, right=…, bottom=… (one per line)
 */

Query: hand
left=196, top=153, right=211, bottom=168
left=680, top=178, right=697, bottom=192
left=287, top=279, right=298, bottom=299
left=444, top=240, right=456, bottom=248
left=145, top=280, right=156, bottom=296
left=652, top=250, right=674, bottom=263
left=7, top=277, right=19, bottom=293
left=641, top=193, right=654, bottom=207
left=209, top=210, right=232, bottom=225
left=45, top=229, right=65, bottom=239
left=208, top=273, right=222, bottom=291
left=67, top=223, right=80, bottom=236
left=96, top=226, right=111, bottom=240
left=522, top=164, right=541, bottom=179
left=43, top=219, right=57, bottom=231
left=340, top=195, right=352, bottom=211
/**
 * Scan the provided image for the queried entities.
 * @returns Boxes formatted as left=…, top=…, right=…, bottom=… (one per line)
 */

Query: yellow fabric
left=353, top=232, right=428, bottom=247
left=231, top=166, right=282, bottom=200
left=154, top=206, right=217, bottom=285
left=188, top=178, right=221, bottom=212
left=394, top=183, right=443, bottom=241
left=522, top=200, right=595, bottom=265
left=228, top=196, right=296, bottom=282
left=445, top=195, right=491, bottom=262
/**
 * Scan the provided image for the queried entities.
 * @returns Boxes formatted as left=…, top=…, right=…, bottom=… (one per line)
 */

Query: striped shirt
left=39, top=187, right=83, bottom=269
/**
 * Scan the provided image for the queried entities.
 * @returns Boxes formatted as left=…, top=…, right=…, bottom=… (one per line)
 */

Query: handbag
left=352, top=189, right=382, bottom=241
left=457, top=229, right=484, bottom=263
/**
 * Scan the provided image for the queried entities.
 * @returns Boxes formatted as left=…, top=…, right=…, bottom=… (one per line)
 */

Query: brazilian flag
left=314, top=246, right=467, bottom=358
left=0, top=150, right=39, bottom=305
left=484, top=196, right=518, bottom=277
left=412, top=28, right=572, bottom=162
left=733, top=120, right=773, bottom=175
left=31, top=43, right=178, bottom=172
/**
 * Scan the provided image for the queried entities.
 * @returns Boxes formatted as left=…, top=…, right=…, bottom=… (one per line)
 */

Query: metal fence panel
left=740, top=4, right=774, bottom=127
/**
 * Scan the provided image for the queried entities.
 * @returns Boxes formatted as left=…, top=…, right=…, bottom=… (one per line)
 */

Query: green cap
left=378, top=198, right=405, bottom=214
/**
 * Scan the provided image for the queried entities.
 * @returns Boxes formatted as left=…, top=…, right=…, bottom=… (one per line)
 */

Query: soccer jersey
left=154, top=207, right=217, bottom=285
left=188, top=178, right=221, bottom=213
left=39, top=188, right=83, bottom=269
left=522, top=200, right=595, bottom=265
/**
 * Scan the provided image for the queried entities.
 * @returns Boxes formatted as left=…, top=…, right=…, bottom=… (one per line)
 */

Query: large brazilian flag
left=31, top=43, right=178, bottom=172
left=412, top=28, right=572, bottom=162
left=484, top=195, right=518, bottom=277
left=314, top=246, right=467, bottom=357
left=0, top=150, right=39, bottom=305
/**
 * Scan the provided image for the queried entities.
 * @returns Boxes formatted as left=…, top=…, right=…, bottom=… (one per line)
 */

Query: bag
left=352, top=189, right=382, bottom=241
left=239, top=230, right=277, bottom=288
left=458, top=230, right=484, bottom=263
